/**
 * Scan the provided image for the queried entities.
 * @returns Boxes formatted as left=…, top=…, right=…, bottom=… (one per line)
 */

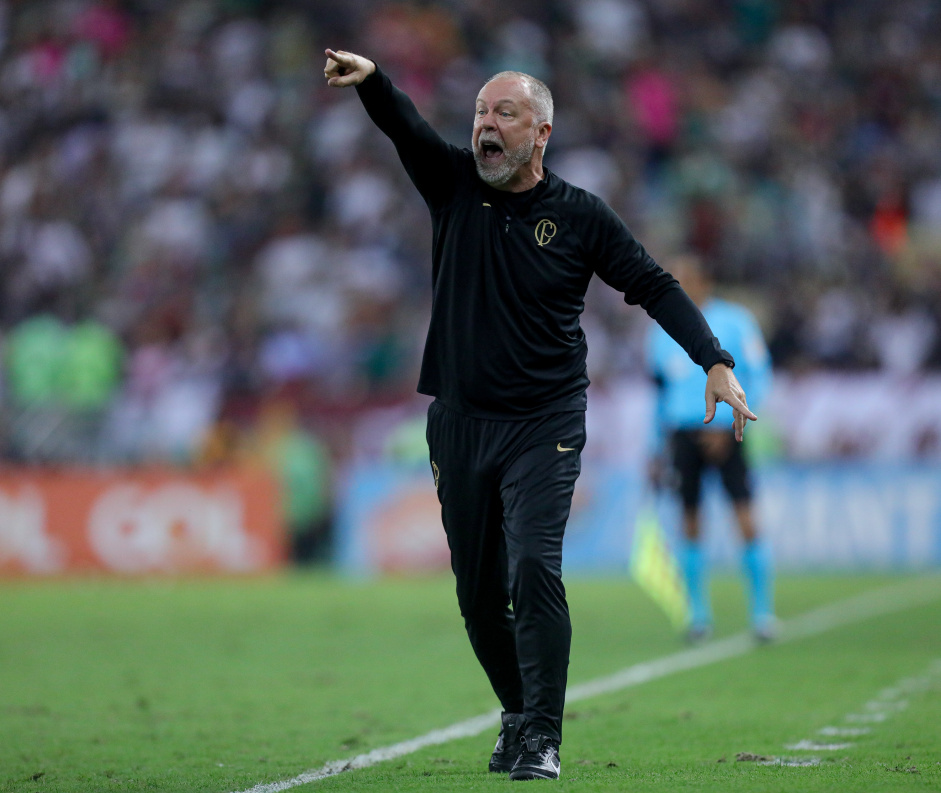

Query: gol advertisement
left=0, top=468, right=286, bottom=575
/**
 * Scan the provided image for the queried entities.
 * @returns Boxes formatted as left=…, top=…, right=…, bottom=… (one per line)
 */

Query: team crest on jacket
left=534, top=219, right=557, bottom=247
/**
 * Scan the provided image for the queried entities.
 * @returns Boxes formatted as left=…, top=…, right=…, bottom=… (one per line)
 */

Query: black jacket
left=356, top=67, right=733, bottom=419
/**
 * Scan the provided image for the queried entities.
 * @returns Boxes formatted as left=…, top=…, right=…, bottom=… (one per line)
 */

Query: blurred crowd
left=1, top=0, right=940, bottom=478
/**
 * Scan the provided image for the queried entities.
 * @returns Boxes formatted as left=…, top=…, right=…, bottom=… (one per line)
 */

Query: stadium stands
left=0, top=0, right=939, bottom=468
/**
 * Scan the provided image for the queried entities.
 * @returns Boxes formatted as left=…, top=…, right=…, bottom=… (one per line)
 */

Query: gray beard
left=473, top=135, right=536, bottom=187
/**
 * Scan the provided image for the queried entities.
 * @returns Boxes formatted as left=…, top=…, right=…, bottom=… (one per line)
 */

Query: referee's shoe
left=509, top=734, right=561, bottom=780
left=489, top=712, right=525, bottom=773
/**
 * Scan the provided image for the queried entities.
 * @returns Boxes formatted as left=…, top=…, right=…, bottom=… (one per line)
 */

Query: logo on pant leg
left=557, top=443, right=575, bottom=452
left=432, top=461, right=440, bottom=489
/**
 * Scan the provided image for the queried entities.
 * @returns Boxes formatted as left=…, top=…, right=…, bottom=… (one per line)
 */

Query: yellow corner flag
left=630, top=505, right=690, bottom=631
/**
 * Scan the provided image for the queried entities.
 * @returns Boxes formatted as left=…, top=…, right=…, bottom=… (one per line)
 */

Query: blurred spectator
left=247, top=398, right=333, bottom=564
left=60, top=318, right=124, bottom=407
left=3, top=309, right=122, bottom=461
left=198, top=397, right=334, bottom=564
left=4, top=312, right=66, bottom=409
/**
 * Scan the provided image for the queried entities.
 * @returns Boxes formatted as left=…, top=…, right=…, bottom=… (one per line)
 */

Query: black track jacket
left=355, top=67, right=733, bottom=419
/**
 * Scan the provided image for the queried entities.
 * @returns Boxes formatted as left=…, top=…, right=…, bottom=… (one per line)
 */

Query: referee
left=324, top=49, right=757, bottom=781
left=647, top=254, right=775, bottom=643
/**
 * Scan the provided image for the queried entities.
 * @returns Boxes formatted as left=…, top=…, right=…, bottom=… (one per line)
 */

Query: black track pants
left=426, top=400, right=585, bottom=742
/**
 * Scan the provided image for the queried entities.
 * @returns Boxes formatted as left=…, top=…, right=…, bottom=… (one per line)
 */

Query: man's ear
left=535, top=121, right=552, bottom=149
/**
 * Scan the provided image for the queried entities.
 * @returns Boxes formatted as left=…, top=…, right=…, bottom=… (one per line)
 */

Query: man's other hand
left=703, top=363, right=757, bottom=442
left=324, top=49, right=375, bottom=87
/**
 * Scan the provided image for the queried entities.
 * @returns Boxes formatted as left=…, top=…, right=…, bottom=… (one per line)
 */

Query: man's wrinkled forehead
left=476, top=77, right=531, bottom=110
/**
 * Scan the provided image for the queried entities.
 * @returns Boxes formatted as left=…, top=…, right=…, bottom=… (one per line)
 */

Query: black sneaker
left=509, top=734, right=561, bottom=780
left=489, top=712, right=525, bottom=773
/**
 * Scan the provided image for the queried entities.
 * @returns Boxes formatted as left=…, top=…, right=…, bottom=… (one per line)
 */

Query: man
left=647, top=254, right=775, bottom=643
left=324, top=49, right=757, bottom=781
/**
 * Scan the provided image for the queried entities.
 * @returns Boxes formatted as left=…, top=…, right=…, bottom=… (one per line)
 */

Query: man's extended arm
left=588, top=203, right=756, bottom=440
left=324, top=49, right=460, bottom=206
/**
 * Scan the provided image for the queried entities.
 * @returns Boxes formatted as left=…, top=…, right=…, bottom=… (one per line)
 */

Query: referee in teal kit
left=325, top=48, right=757, bottom=780
left=647, top=254, right=775, bottom=643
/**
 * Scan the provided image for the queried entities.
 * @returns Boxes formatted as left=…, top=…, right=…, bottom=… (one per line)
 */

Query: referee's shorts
left=671, top=428, right=752, bottom=508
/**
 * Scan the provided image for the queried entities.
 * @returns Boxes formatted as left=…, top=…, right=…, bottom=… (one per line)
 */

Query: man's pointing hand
left=324, top=49, right=375, bottom=88
left=704, top=362, right=758, bottom=443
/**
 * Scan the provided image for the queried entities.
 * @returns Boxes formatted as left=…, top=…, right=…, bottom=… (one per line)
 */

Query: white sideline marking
left=760, top=757, right=821, bottom=767
left=785, top=740, right=852, bottom=751
left=865, top=698, right=909, bottom=711
left=231, top=577, right=941, bottom=793
left=780, top=653, right=941, bottom=764
left=231, top=710, right=504, bottom=792
left=818, top=726, right=870, bottom=737
left=845, top=712, right=888, bottom=722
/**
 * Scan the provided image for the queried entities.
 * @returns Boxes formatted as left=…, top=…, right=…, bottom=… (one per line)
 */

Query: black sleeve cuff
left=700, top=346, right=735, bottom=374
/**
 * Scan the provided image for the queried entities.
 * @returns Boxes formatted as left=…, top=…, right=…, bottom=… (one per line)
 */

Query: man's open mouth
left=481, top=141, right=505, bottom=160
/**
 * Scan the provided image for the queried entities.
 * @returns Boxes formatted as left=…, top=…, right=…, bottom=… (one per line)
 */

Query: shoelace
left=519, top=741, right=556, bottom=762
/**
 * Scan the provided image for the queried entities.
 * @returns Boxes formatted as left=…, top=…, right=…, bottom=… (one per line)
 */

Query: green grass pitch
left=2, top=572, right=940, bottom=792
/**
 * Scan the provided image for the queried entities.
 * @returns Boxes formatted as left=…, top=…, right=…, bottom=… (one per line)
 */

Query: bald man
left=325, top=49, right=756, bottom=780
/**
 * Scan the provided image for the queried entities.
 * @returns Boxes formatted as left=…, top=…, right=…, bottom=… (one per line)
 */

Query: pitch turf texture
left=3, top=573, right=940, bottom=792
